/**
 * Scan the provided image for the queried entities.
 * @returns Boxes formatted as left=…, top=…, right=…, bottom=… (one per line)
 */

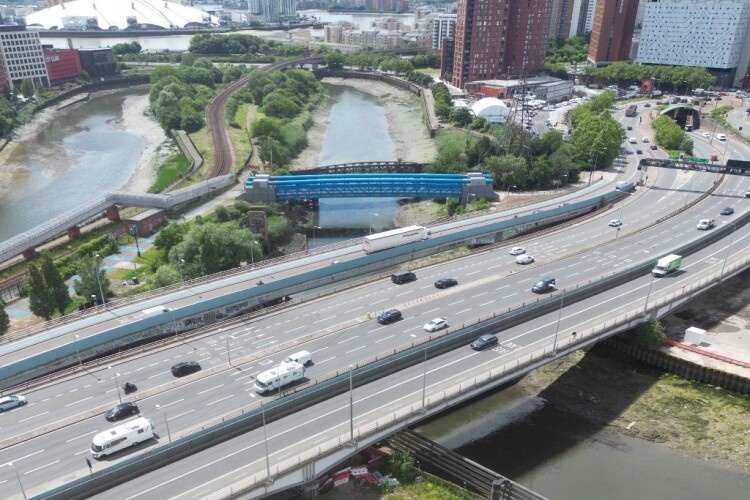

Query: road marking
left=374, top=334, right=395, bottom=343
left=479, top=300, right=495, bottom=307
left=18, top=411, right=49, bottom=423
left=471, top=292, right=488, bottom=298
left=206, top=395, right=234, bottom=406
left=148, top=371, right=169, bottom=379
left=396, top=291, right=411, bottom=297
left=313, top=315, right=336, bottom=324
left=197, top=384, right=225, bottom=395
left=65, top=397, right=92, bottom=407
left=311, top=346, right=328, bottom=354
left=466, top=271, right=481, bottom=276
left=286, top=326, right=303, bottom=333
left=158, top=399, right=184, bottom=409
left=403, top=326, right=420, bottom=333
left=15, top=449, right=44, bottom=462
left=315, top=356, right=335, bottom=365
left=456, top=309, right=472, bottom=315
left=66, top=430, right=99, bottom=443
left=502, top=293, right=518, bottom=299
left=338, top=336, right=359, bottom=344
left=24, top=460, right=59, bottom=474
left=74, top=449, right=90, bottom=456
left=168, top=409, right=195, bottom=420
left=345, top=346, right=366, bottom=355
left=370, top=298, right=388, bottom=305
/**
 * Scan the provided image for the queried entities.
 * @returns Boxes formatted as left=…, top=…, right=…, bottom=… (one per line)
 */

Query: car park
left=470, top=334, right=498, bottom=350
left=650, top=144, right=657, bottom=150
left=434, top=278, right=458, bottom=289
left=105, top=402, right=140, bottom=421
left=0, top=394, right=27, bottom=412
left=608, top=219, right=622, bottom=227
left=171, top=360, right=201, bottom=377
left=424, top=318, right=448, bottom=332
left=377, top=309, right=402, bottom=324
left=720, top=207, right=734, bottom=215
left=515, top=255, right=534, bottom=265
left=509, top=247, right=525, bottom=255
left=531, top=277, right=556, bottom=293
left=696, top=218, right=715, bottom=230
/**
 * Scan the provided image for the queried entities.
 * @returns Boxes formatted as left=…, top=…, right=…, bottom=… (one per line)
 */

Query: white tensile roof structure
left=472, top=97, right=510, bottom=124
left=26, top=0, right=219, bottom=30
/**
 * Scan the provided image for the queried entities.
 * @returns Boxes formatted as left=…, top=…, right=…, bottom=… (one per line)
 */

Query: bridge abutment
left=106, top=206, right=121, bottom=221
left=67, top=226, right=82, bottom=239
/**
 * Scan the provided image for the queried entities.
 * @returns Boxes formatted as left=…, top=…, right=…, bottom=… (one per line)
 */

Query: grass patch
left=227, top=102, right=252, bottom=173
left=706, top=105, right=733, bottom=128
left=188, top=127, right=213, bottom=178
left=148, top=154, right=191, bottom=193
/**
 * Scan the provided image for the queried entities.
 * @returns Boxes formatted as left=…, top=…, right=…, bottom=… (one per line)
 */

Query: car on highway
left=470, top=334, right=498, bottom=350
left=171, top=360, right=202, bottom=377
left=702, top=132, right=710, bottom=138
left=650, top=144, right=658, bottom=150
left=628, top=137, right=637, bottom=144
left=377, top=309, right=402, bottom=324
left=434, top=278, right=458, bottom=289
left=626, top=125, right=633, bottom=130
left=746, top=188, right=750, bottom=198
left=423, top=317, right=448, bottom=332
left=608, top=219, right=623, bottom=227
left=642, top=137, right=649, bottom=143
left=0, top=394, right=27, bottom=412
left=531, top=277, right=556, bottom=293
left=636, top=149, right=643, bottom=154
left=643, top=102, right=651, bottom=107
left=105, top=402, right=140, bottom=421
left=515, top=254, right=534, bottom=265
left=720, top=207, right=735, bottom=215
left=717, top=133, right=727, bottom=141
left=509, top=247, right=526, bottom=255
left=696, top=218, right=715, bottom=230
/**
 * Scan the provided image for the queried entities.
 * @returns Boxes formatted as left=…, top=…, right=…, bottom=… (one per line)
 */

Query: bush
left=633, top=320, right=666, bottom=349
left=380, top=451, right=417, bottom=483
left=77, top=235, right=119, bottom=258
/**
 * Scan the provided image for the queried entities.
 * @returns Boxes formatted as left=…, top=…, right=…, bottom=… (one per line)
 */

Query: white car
left=717, top=133, right=727, bottom=141
left=608, top=219, right=623, bottom=227
left=509, top=247, right=526, bottom=255
left=0, top=395, right=27, bottom=412
left=702, top=132, right=710, bottom=138
left=642, top=137, right=649, bottom=143
left=515, top=254, right=535, bottom=265
left=697, top=218, right=715, bottom=230
left=423, top=317, right=448, bottom=332
left=628, top=137, right=637, bottom=144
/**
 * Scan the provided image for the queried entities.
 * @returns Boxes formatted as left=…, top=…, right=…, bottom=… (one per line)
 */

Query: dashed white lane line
left=197, top=384, right=224, bottom=395
left=18, top=411, right=49, bottom=423
left=158, top=399, right=184, bottom=409
left=338, top=336, right=359, bottom=344
left=206, top=395, right=234, bottom=406
left=65, top=397, right=92, bottom=408
left=345, top=346, right=366, bottom=355
left=24, top=460, right=59, bottom=474
left=66, top=430, right=98, bottom=443
left=375, top=334, right=396, bottom=343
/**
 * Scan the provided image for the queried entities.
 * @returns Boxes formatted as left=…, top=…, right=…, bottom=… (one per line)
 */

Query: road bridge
left=289, top=160, right=424, bottom=175
left=639, top=157, right=750, bottom=175
left=242, top=172, right=498, bottom=204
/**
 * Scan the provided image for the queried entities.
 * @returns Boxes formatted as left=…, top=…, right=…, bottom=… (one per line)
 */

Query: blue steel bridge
left=242, top=173, right=498, bottom=203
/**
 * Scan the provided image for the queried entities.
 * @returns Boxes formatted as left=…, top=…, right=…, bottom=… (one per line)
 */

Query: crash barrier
left=389, top=430, right=546, bottom=500
left=0, top=188, right=627, bottom=387
left=35, top=196, right=750, bottom=499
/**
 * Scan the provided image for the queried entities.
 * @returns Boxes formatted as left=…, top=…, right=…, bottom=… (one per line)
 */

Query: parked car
left=509, top=247, right=526, bottom=255
left=171, top=361, right=201, bottom=377
left=720, top=207, right=735, bottom=215
left=608, top=219, right=623, bottom=227
left=696, top=218, right=716, bottom=230
left=470, top=334, right=498, bottom=350
left=0, top=395, right=27, bottom=412
left=532, top=277, right=556, bottom=293
left=105, top=402, right=140, bottom=421
left=377, top=309, right=402, bottom=325
left=423, top=318, right=448, bottom=332
left=515, top=255, right=535, bottom=265
left=434, top=278, right=458, bottom=289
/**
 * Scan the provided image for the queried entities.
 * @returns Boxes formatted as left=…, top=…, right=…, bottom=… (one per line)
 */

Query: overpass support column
left=67, top=226, right=82, bottom=239
left=106, top=206, right=121, bottom=222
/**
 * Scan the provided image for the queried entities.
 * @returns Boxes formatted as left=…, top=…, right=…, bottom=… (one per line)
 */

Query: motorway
left=1, top=100, right=749, bottom=497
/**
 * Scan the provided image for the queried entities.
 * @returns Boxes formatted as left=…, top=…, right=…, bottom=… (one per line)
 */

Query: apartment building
left=587, top=0, right=639, bottom=65
left=0, top=25, right=50, bottom=91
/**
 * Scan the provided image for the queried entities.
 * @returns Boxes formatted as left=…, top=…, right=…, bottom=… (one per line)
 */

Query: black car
left=171, top=361, right=201, bottom=377
left=470, top=334, right=498, bottom=350
left=377, top=309, right=402, bottom=324
left=434, top=278, right=458, bottom=289
left=636, top=149, right=643, bottom=154
left=626, top=125, right=633, bottom=130
left=650, top=144, right=657, bottom=150
left=105, top=402, right=139, bottom=421
left=644, top=103, right=651, bottom=107
left=720, top=207, right=735, bottom=215
left=532, top=277, right=556, bottom=293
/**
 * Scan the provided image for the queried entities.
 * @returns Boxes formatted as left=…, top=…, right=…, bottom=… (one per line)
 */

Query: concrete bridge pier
left=106, top=206, right=121, bottom=221
left=67, top=226, right=82, bottom=239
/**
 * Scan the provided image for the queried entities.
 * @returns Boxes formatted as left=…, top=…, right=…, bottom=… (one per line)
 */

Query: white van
left=628, top=137, right=637, bottom=144
left=91, top=417, right=154, bottom=459
left=717, top=133, right=727, bottom=141
left=282, top=350, right=312, bottom=366
left=254, top=362, right=305, bottom=394
left=142, top=306, right=169, bottom=318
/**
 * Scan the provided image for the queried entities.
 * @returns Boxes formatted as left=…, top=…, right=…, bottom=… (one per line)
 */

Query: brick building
left=587, top=0, right=639, bottom=65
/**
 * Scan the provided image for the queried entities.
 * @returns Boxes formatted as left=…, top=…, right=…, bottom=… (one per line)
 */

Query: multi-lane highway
left=1, top=98, right=749, bottom=498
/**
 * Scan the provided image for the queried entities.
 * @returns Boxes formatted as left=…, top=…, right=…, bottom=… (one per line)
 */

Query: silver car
left=0, top=395, right=27, bottom=412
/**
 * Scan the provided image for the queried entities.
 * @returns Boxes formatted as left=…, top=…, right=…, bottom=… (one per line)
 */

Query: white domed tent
left=472, top=97, right=510, bottom=124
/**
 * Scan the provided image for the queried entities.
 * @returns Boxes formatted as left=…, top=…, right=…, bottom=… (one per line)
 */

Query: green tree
left=0, top=300, right=9, bottom=336
left=74, top=256, right=111, bottom=305
left=171, top=223, right=257, bottom=276
left=324, top=51, right=346, bottom=69
left=150, top=265, right=182, bottom=288
left=449, top=107, right=473, bottom=127
left=39, top=254, right=70, bottom=316
left=428, top=142, right=468, bottom=173
left=633, top=320, right=666, bottom=349
left=18, top=79, right=34, bottom=99
left=484, top=154, right=528, bottom=188
left=26, top=264, right=55, bottom=320
left=154, top=222, right=189, bottom=254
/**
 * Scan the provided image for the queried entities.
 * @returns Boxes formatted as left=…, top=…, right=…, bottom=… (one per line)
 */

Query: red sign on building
left=44, top=49, right=82, bottom=85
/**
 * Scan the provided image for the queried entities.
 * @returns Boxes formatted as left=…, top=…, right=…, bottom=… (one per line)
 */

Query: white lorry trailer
left=652, top=254, right=682, bottom=277
left=91, top=417, right=154, bottom=459
left=254, top=361, right=305, bottom=394
left=362, top=225, right=431, bottom=254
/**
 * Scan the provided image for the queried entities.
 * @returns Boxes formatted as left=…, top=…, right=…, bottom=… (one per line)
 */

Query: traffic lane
left=1, top=168, right=737, bottom=440
left=86, top=232, right=750, bottom=499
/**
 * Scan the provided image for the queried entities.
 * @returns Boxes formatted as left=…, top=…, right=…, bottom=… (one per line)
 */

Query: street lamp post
left=7, top=462, right=26, bottom=500
left=178, top=257, right=185, bottom=282
left=589, top=148, right=607, bottom=186
left=348, top=364, right=355, bottom=444
left=109, top=366, right=122, bottom=403
left=552, top=289, right=565, bottom=355
left=507, top=185, right=516, bottom=198
left=74, top=334, right=82, bottom=368
left=226, top=335, right=235, bottom=364
left=94, top=254, right=106, bottom=308
left=129, top=225, right=141, bottom=257
left=421, top=349, right=427, bottom=413
left=369, top=213, right=379, bottom=235
left=90, top=294, right=97, bottom=307
left=155, top=404, right=171, bottom=442
left=261, top=404, right=272, bottom=483
left=644, top=273, right=657, bottom=314
left=311, top=226, right=321, bottom=250
left=720, top=223, right=737, bottom=279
